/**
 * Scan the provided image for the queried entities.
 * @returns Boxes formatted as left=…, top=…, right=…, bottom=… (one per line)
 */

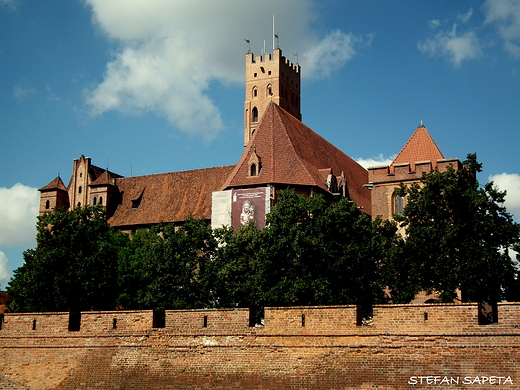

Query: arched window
left=99, top=197, right=103, bottom=205
left=252, top=87, right=258, bottom=97
left=250, top=163, right=257, bottom=177
left=393, top=193, right=404, bottom=216
left=266, top=84, right=272, bottom=96
left=93, top=197, right=97, bottom=205
left=78, top=186, right=82, bottom=194
left=45, top=200, right=50, bottom=209
left=252, top=107, right=258, bottom=122
left=77, top=202, right=81, bottom=208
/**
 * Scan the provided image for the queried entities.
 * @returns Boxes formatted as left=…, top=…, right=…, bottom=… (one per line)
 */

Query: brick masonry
left=1, top=303, right=519, bottom=389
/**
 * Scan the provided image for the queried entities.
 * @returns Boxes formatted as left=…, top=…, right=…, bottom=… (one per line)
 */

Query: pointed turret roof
left=391, top=124, right=444, bottom=170
left=223, top=103, right=371, bottom=212
left=38, top=176, right=67, bottom=192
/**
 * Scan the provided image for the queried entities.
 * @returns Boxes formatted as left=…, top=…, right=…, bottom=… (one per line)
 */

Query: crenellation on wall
left=2, top=304, right=520, bottom=338
left=2, top=304, right=520, bottom=389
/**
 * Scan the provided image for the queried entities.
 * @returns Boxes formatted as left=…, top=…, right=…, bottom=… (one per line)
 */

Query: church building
left=38, top=48, right=461, bottom=229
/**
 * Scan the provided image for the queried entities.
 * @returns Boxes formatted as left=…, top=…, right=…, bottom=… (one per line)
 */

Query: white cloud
left=84, top=0, right=371, bottom=140
left=0, top=0, right=17, bottom=10
left=429, top=20, right=441, bottom=30
left=303, top=30, right=374, bottom=79
left=484, top=0, right=520, bottom=58
left=0, top=252, right=10, bottom=287
left=355, top=154, right=396, bottom=169
left=418, top=23, right=483, bottom=67
left=458, top=8, right=474, bottom=24
left=488, top=173, right=520, bottom=222
left=14, top=80, right=36, bottom=102
left=0, top=183, right=39, bottom=248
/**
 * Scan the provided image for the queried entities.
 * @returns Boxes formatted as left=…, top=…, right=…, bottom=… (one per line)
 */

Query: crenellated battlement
left=368, top=158, right=462, bottom=184
left=246, top=49, right=300, bottom=73
left=2, top=303, right=519, bottom=337
left=2, top=303, right=519, bottom=389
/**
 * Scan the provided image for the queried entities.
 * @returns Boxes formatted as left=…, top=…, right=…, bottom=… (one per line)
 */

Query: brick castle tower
left=244, top=48, right=301, bottom=146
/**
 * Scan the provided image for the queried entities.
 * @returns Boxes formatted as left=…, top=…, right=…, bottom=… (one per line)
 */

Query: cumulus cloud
left=84, top=0, right=371, bottom=140
left=0, top=252, right=9, bottom=287
left=418, top=23, right=483, bottom=67
left=484, top=0, right=520, bottom=58
left=0, top=183, right=39, bottom=248
left=355, top=154, right=396, bottom=169
left=488, top=173, right=520, bottom=222
left=302, top=30, right=374, bottom=79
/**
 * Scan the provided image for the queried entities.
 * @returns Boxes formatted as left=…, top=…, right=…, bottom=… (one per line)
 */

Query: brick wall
left=1, top=303, right=519, bottom=389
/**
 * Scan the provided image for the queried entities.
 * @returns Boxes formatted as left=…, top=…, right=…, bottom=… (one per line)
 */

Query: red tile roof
left=108, top=165, right=235, bottom=227
left=392, top=125, right=444, bottom=170
left=222, top=103, right=371, bottom=213
left=39, top=176, right=67, bottom=192
left=90, top=170, right=120, bottom=187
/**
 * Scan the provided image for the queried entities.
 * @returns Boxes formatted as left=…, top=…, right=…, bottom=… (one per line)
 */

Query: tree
left=393, top=154, right=520, bottom=304
left=211, top=190, right=400, bottom=316
left=117, top=218, right=216, bottom=310
left=7, top=206, right=126, bottom=312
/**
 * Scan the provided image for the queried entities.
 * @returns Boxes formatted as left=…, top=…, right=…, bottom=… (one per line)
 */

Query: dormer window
left=132, top=191, right=144, bottom=210
left=248, top=148, right=261, bottom=177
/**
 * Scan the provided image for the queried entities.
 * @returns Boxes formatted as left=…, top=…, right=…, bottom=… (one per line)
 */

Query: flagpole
left=272, top=15, right=275, bottom=52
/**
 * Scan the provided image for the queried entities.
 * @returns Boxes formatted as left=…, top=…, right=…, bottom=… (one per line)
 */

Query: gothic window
left=253, top=87, right=258, bottom=97
left=45, top=200, right=50, bottom=209
left=78, top=186, right=82, bottom=194
left=250, top=163, right=257, bottom=177
left=393, top=192, right=404, bottom=216
left=252, top=107, right=258, bottom=123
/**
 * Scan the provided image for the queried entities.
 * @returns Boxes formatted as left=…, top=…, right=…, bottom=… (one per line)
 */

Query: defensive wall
left=1, top=303, right=519, bottom=389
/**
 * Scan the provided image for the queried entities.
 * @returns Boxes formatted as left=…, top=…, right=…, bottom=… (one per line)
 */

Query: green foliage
left=211, top=190, right=401, bottom=313
left=117, top=218, right=216, bottom=310
left=7, top=206, right=126, bottom=312
left=393, top=153, right=520, bottom=303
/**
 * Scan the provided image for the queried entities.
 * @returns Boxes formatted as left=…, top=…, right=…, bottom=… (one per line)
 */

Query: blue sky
left=1, top=0, right=520, bottom=286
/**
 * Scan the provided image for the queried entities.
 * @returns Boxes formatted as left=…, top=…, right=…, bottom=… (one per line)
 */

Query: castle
left=11, top=47, right=520, bottom=390
left=38, top=48, right=462, bottom=231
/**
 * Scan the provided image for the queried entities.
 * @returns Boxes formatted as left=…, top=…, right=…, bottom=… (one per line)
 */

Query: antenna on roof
left=244, top=37, right=251, bottom=53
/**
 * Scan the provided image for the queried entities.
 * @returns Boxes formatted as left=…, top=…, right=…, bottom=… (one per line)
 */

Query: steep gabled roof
left=108, top=165, right=235, bottom=227
left=39, top=176, right=67, bottom=192
left=90, top=170, right=121, bottom=187
left=222, top=103, right=371, bottom=212
left=391, top=124, right=444, bottom=170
